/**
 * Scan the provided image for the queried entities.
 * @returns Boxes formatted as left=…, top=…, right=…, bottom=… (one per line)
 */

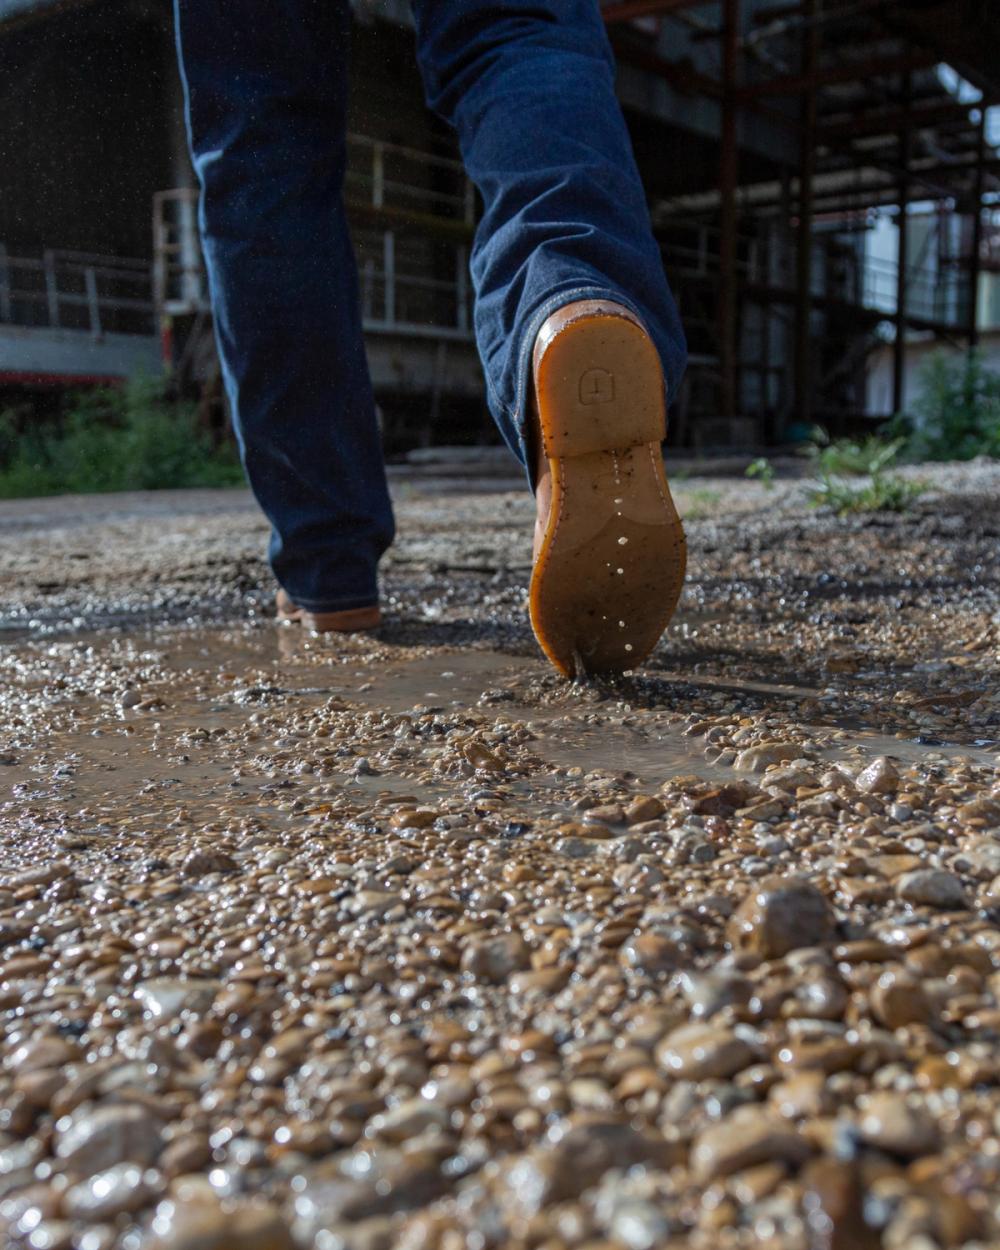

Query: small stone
left=367, top=1098, right=451, bottom=1142
left=896, top=868, right=968, bottom=909
left=956, top=798, right=1000, bottom=828
left=870, top=968, right=934, bottom=1030
left=625, top=795, right=665, bottom=825
left=855, top=756, right=900, bottom=794
left=180, top=848, right=238, bottom=876
left=147, top=1196, right=295, bottom=1250
left=728, top=876, right=835, bottom=958
left=734, top=742, right=805, bottom=773
left=856, top=1092, right=940, bottom=1158
left=678, top=970, right=752, bottom=1020
left=63, top=1163, right=159, bottom=1220
left=5, top=1036, right=77, bottom=1074
left=56, top=1104, right=163, bottom=1171
left=691, top=1106, right=811, bottom=1181
left=460, top=932, right=530, bottom=983
left=135, top=978, right=221, bottom=1019
left=618, top=934, right=681, bottom=975
left=655, top=1022, right=756, bottom=1080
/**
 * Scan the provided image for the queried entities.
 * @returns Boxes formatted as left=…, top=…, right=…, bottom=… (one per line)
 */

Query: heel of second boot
left=535, top=314, right=666, bottom=460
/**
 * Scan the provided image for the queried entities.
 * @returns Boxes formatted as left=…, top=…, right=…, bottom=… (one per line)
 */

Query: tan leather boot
left=276, top=588, right=381, bottom=633
left=528, top=299, right=686, bottom=677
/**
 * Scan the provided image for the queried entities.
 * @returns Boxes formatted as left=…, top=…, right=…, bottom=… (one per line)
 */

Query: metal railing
left=0, top=246, right=155, bottom=337
left=153, top=201, right=474, bottom=339
left=346, top=133, right=476, bottom=226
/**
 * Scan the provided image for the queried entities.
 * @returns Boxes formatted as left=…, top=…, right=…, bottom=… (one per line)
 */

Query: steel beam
left=793, top=0, right=819, bottom=429
left=892, top=69, right=911, bottom=416
left=737, top=49, right=935, bottom=99
left=718, top=0, right=740, bottom=422
left=967, top=109, right=986, bottom=351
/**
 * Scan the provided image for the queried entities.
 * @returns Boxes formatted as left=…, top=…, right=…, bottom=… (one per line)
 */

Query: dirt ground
left=1, top=459, right=999, bottom=1250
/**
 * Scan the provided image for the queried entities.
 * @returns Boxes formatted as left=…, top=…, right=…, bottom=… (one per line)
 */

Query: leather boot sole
left=529, top=307, right=686, bottom=677
left=276, top=589, right=380, bottom=633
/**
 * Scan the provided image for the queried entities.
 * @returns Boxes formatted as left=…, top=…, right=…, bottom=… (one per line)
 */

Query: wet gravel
left=1, top=460, right=999, bottom=1249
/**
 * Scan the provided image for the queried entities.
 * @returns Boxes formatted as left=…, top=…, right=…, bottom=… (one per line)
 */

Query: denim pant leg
left=173, top=0, right=393, bottom=612
left=412, top=0, right=687, bottom=470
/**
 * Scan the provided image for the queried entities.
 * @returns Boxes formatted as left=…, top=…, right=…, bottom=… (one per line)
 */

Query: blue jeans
left=174, top=0, right=686, bottom=611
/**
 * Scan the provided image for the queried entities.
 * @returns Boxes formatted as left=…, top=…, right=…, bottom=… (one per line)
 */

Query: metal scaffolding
left=604, top=0, right=1000, bottom=443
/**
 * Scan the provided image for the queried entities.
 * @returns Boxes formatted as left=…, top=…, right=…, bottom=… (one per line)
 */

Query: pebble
left=857, top=1092, right=941, bottom=1158
left=896, top=868, right=969, bottom=909
left=655, top=1022, right=756, bottom=1080
left=728, top=875, right=836, bottom=957
left=63, top=1163, right=160, bottom=1220
left=55, top=1104, right=164, bottom=1171
left=146, top=1195, right=295, bottom=1250
left=691, top=1106, right=812, bottom=1180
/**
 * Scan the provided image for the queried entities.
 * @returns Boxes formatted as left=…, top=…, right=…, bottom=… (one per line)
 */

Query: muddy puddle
left=3, top=622, right=995, bottom=840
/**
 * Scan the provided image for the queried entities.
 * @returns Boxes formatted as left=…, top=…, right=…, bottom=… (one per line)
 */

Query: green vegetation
left=745, top=456, right=775, bottom=488
left=677, top=486, right=722, bottom=519
left=0, top=381, right=243, bottom=498
left=806, top=470, right=926, bottom=515
left=890, top=350, right=1000, bottom=462
left=804, top=427, right=924, bottom=515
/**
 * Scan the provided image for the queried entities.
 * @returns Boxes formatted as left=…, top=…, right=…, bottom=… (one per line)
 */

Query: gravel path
left=0, top=461, right=998, bottom=1249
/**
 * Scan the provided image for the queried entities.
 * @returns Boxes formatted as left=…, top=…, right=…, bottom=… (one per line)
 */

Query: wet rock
left=180, top=847, right=238, bottom=876
left=146, top=1196, right=295, bottom=1250
left=460, top=932, right=530, bottom=983
left=896, top=868, right=969, bottom=909
left=56, top=1104, right=163, bottom=1171
left=870, top=968, right=934, bottom=1030
left=728, top=876, right=836, bottom=957
left=63, top=1163, right=160, bottom=1220
left=501, top=1119, right=679, bottom=1215
left=655, top=1022, right=756, bottom=1080
left=957, top=797, right=1000, bottom=827
left=855, top=756, right=900, bottom=794
left=856, top=1092, right=940, bottom=1158
left=625, top=795, right=665, bottom=825
left=691, top=1106, right=811, bottom=1180
left=678, top=969, right=752, bottom=1020
left=134, top=978, right=221, bottom=1019
left=619, top=934, right=682, bottom=975
left=734, top=742, right=805, bottom=773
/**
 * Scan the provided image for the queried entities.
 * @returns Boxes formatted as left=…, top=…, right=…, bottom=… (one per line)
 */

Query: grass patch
left=0, top=381, right=244, bottom=498
left=806, top=471, right=926, bottom=515
left=678, top=486, right=722, bottom=519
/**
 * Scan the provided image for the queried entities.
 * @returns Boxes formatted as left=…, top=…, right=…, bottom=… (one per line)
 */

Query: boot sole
left=529, top=311, right=686, bottom=677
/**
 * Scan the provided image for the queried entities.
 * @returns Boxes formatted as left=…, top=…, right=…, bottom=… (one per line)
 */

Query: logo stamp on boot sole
left=579, top=368, right=615, bottom=405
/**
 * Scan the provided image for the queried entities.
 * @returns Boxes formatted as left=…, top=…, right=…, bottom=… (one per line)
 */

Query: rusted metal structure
left=607, top=0, right=1000, bottom=442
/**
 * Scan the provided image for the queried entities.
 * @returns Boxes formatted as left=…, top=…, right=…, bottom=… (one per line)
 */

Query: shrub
left=0, top=381, right=243, bottom=498
left=891, top=350, right=1000, bottom=462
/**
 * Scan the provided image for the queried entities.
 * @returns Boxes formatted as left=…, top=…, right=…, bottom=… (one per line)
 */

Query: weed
left=745, top=456, right=775, bottom=488
left=806, top=470, right=925, bottom=515
left=678, top=486, right=722, bottom=519
left=0, top=380, right=243, bottom=498
left=809, top=432, right=906, bottom=477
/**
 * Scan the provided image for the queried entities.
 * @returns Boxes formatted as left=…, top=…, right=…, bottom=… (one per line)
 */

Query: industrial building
left=1, top=0, right=998, bottom=450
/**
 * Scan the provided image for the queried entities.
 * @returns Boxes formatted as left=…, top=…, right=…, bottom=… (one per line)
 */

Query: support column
left=892, top=69, right=911, bottom=416
left=967, top=109, right=986, bottom=352
left=718, top=0, right=739, bottom=423
left=793, top=0, right=818, bottom=428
